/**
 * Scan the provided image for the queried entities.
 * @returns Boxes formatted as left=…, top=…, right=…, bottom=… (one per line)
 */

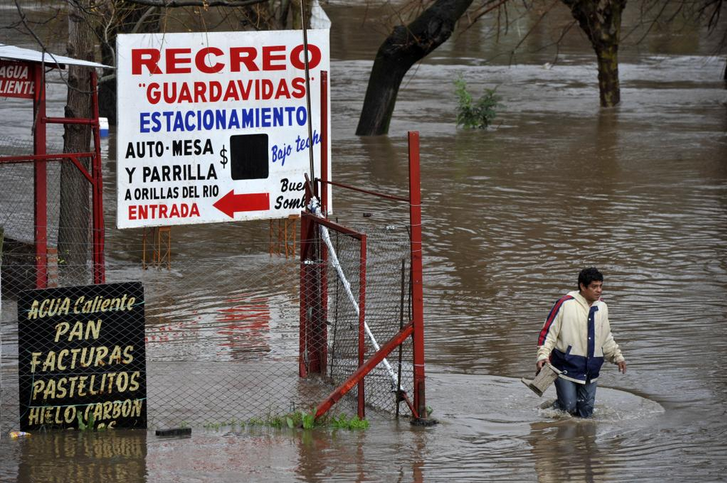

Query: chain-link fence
left=0, top=138, right=95, bottom=295
left=2, top=134, right=426, bottom=431
left=1, top=223, right=331, bottom=431
left=2, top=196, right=417, bottom=432
left=299, top=181, right=420, bottom=419
left=0, top=137, right=317, bottom=431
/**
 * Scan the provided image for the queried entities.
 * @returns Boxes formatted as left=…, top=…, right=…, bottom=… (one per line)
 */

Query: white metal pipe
left=318, top=222, right=399, bottom=388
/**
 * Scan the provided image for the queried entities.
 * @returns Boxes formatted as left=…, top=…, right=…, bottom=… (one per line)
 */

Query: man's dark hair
left=578, top=267, right=604, bottom=289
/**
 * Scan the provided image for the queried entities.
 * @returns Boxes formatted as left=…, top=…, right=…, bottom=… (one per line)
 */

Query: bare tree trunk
left=59, top=0, right=95, bottom=282
left=356, top=0, right=474, bottom=136
left=596, top=43, right=620, bottom=106
left=563, top=0, right=627, bottom=107
left=291, top=0, right=313, bottom=29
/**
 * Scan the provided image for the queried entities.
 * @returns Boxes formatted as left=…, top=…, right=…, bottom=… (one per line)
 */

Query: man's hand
left=617, top=361, right=627, bottom=374
left=536, top=359, right=547, bottom=373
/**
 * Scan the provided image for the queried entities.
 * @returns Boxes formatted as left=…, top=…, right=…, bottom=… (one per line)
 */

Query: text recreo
left=131, top=44, right=322, bottom=75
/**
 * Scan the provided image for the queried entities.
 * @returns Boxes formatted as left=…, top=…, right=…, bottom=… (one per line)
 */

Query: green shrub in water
left=196, top=411, right=367, bottom=431
left=302, top=412, right=316, bottom=430
left=454, top=76, right=502, bottom=129
left=77, top=411, right=95, bottom=432
left=328, top=414, right=370, bottom=430
left=247, top=417, right=265, bottom=426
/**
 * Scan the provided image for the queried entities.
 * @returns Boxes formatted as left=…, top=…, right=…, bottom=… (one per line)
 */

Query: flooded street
left=2, top=1, right=727, bottom=481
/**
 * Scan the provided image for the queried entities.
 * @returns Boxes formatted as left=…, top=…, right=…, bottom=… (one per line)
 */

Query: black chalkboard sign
left=18, top=282, right=147, bottom=431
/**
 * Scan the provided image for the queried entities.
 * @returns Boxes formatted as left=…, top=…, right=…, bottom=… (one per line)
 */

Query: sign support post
left=408, top=131, right=427, bottom=420
left=33, top=63, right=47, bottom=289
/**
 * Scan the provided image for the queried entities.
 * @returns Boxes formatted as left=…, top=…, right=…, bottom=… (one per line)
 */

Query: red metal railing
left=300, top=131, right=427, bottom=421
left=0, top=68, right=105, bottom=286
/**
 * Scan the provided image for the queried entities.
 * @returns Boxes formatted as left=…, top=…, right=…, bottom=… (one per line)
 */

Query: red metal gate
left=299, top=132, right=428, bottom=422
left=0, top=56, right=105, bottom=288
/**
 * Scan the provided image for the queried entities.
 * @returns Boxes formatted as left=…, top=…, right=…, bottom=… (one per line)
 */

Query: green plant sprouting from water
left=200, top=411, right=368, bottom=432
left=327, top=413, right=370, bottom=430
left=77, top=411, right=95, bottom=432
left=454, top=75, right=502, bottom=129
left=301, top=412, right=316, bottom=430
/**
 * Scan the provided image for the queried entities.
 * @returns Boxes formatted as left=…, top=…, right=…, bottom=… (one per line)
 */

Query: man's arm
left=602, top=308, right=626, bottom=372
left=535, top=300, right=564, bottom=371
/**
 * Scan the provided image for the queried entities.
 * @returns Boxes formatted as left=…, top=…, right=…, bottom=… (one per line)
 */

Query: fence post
left=358, top=234, right=367, bottom=419
left=299, top=213, right=311, bottom=378
left=91, top=71, right=105, bottom=284
left=408, top=131, right=427, bottom=419
left=320, top=71, right=329, bottom=215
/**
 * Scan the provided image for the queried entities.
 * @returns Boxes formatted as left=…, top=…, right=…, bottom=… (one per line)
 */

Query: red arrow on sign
left=213, top=191, right=270, bottom=218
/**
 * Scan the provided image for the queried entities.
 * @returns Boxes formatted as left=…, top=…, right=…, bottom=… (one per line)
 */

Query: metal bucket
left=521, top=363, right=561, bottom=397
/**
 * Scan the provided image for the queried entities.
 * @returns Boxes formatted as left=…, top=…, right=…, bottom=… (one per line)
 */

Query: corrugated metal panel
left=0, top=43, right=110, bottom=69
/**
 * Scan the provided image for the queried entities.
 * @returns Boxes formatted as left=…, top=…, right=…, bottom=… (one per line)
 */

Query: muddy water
left=2, top=1, right=727, bottom=481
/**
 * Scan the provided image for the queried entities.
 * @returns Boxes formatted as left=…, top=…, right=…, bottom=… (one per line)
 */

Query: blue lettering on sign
left=241, top=108, right=255, bottom=128
left=140, top=112, right=150, bottom=133
left=295, top=130, right=322, bottom=152
left=271, top=143, right=293, bottom=166
left=137, top=106, right=308, bottom=133
left=271, top=130, right=323, bottom=168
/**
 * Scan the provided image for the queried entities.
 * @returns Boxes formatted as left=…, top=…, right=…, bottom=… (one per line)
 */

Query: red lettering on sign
left=131, top=49, right=162, bottom=75
left=145, top=77, right=308, bottom=104
left=128, top=203, right=200, bottom=220
left=262, top=46, right=286, bottom=71
left=290, top=44, right=321, bottom=70
left=131, top=45, right=322, bottom=75
left=196, top=47, right=224, bottom=74
left=166, top=48, right=192, bottom=74
left=230, top=47, right=259, bottom=72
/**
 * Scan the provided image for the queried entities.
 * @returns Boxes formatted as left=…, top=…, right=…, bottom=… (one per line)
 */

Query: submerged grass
left=199, top=410, right=369, bottom=432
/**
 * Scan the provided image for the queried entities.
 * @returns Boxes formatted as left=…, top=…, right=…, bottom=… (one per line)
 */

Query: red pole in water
left=320, top=71, right=329, bottom=215
left=33, top=63, right=47, bottom=289
left=408, top=131, right=427, bottom=419
left=317, top=71, right=329, bottom=375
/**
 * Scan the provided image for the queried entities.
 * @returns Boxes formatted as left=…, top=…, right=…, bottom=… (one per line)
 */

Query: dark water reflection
left=3, top=431, right=147, bottom=482
left=2, top=1, right=727, bottom=481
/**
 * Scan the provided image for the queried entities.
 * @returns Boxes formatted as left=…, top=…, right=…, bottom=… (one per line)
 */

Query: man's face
left=580, top=281, right=603, bottom=304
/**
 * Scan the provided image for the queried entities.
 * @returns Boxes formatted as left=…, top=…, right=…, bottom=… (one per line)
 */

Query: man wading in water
left=536, top=267, right=627, bottom=418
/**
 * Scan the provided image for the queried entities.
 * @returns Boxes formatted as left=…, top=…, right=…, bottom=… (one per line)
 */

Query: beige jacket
left=537, top=291, right=624, bottom=383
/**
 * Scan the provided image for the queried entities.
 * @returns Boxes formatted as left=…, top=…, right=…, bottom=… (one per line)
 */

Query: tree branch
left=125, top=0, right=267, bottom=7
left=507, top=0, right=558, bottom=64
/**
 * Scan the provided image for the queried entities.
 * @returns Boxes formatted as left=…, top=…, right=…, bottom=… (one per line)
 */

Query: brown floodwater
left=2, top=1, right=727, bottom=481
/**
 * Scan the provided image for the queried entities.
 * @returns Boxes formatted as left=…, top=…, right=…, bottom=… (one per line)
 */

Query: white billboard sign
left=116, top=30, right=330, bottom=229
